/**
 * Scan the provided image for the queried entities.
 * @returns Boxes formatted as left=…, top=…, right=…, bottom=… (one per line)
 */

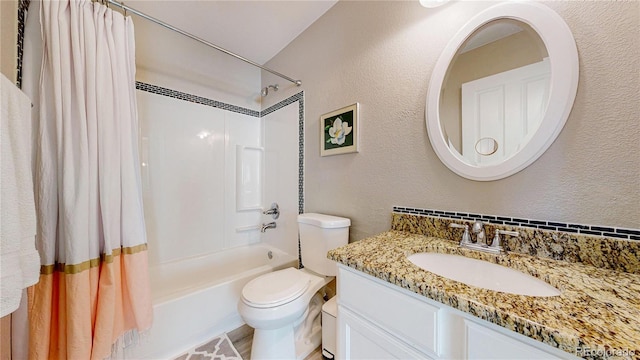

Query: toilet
left=238, top=213, right=350, bottom=360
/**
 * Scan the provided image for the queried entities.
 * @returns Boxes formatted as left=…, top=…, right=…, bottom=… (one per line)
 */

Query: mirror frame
left=426, top=2, right=579, bottom=181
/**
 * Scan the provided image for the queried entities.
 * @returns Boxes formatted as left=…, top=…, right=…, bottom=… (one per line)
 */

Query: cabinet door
left=338, top=267, right=441, bottom=356
left=338, top=307, right=433, bottom=360
left=465, top=320, right=563, bottom=359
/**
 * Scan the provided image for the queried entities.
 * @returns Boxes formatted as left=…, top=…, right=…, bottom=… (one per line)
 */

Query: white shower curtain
left=29, top=0, right=153, bottom=358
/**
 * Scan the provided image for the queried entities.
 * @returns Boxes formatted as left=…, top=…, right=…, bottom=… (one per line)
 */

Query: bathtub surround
left=136, top=81, right=305, bottom=265
left=29, top=1, right=153, bottom=358
left=391, top=210, right=640, bottom=274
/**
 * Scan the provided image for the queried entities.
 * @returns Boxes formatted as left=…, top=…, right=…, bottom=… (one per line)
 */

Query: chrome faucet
left=471, top=220, right=486, bottom=245
left=451, top=220, right=510, bottom=255
left=261, top=221, right=277, bottom=233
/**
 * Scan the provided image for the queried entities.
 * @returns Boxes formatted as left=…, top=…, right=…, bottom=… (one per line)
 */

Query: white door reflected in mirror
left=461, top=58, right=550, bottom=165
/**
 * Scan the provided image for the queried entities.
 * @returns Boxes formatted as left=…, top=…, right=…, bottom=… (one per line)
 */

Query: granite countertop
left=327, top=231, right=640, bottom=359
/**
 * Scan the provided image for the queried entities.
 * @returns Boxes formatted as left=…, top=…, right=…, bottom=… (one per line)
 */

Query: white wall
left=138, top=91, right=263, bottom=265
left=263, top=1, right=640, bottom=241
left=261, top=102, right=301, bottom=258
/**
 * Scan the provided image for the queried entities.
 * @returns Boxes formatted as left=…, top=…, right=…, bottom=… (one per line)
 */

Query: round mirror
left=427, top=2, right=579, bottom=181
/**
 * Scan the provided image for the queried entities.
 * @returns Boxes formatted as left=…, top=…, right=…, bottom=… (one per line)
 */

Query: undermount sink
left=407, top=253, right=561, bottom=297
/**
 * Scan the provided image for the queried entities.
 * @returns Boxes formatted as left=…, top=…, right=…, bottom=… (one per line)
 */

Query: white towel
left=1, top=73, right=40, bottom=317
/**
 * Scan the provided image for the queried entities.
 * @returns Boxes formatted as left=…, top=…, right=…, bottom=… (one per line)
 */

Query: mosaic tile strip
left=390, top=212, right=640, bottom=274
left=261, top=91, right=303, bottom=118
left=297, top=94, right=305, bottom=215
left=135, top=81, right=260, bottom=117
left=16, top=0, right=30, bottom=88
left=392, top=206, right=640, bottom=241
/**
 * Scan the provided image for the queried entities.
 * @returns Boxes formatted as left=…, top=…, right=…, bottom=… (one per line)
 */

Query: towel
left=1, top=73, right=40, bottom=317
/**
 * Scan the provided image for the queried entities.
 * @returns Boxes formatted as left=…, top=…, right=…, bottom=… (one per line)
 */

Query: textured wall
left=262, top=1, right=640, bottom=241
left=1, top=0, right=18, bottom=81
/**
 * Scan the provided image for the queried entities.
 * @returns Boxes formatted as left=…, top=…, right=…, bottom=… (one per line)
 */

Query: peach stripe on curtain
left=29, top=1, right=153, bottom=359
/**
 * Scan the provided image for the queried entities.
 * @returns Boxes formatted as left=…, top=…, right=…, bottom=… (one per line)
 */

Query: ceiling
left=125, top=0, right=338, bottom=65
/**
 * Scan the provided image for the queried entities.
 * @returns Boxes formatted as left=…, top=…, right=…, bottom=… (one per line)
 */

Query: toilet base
left=294, top=320, right=322, bottom=360
left=250, top=298, right=323, bottom=360
left=251, top=326, right=296, bottom=360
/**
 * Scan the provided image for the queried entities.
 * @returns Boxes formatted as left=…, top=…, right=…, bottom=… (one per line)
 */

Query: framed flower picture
left=320, top=103, right=359, bottom=156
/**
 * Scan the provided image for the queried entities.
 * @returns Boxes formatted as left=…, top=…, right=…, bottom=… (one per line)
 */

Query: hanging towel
left=1, top=73, right=40, bottom=317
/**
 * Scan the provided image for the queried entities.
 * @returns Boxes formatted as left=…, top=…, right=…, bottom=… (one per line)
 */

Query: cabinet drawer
left=338, top=266, right=442, bottom=356
left=338, top=306, right=433, bottom=360
left=465, top=320, right=566, bottom=359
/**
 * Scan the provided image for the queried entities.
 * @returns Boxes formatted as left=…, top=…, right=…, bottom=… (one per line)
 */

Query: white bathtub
left=125, top=243, right=297, bottom=359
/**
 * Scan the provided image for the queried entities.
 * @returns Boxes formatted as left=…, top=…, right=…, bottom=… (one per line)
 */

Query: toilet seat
left=242, top=268, right=310, bottom=308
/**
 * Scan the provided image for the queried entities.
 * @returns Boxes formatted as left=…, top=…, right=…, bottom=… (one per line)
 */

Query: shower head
left=261, top=84, right=279, bottom=97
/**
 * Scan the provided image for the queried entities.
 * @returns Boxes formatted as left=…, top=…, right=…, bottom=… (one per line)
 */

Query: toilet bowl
left=237, top=213, right=350, bottom=360
left=238, top=268, right=331, bottom=359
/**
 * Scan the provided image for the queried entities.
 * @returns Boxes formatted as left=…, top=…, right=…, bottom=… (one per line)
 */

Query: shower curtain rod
left=106, top=0, right=302, bottom=87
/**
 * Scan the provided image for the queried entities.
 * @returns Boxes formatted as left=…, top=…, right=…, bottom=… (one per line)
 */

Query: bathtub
left=124, top=243, right=298, bottom=359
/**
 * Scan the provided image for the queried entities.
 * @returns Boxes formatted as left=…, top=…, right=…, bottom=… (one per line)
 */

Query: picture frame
left=320, top=103, right=359, bottom=156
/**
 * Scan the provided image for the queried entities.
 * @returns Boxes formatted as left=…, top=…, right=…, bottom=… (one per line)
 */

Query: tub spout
left=261, top=222, right=277, bottom=233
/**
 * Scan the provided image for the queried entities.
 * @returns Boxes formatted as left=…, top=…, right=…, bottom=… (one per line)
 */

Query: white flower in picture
left=328, top=117, right=352, bottom=145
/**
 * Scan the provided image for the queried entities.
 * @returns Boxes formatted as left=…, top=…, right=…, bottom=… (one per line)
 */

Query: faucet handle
left=262, top=202, right=280, bottom=219
left=491, top=230, right=520, bottom=250
left=449, top=223, right=471, bottom=245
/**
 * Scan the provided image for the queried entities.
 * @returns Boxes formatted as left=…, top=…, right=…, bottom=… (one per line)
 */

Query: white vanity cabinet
left=337, top=265, right=579, bottom=360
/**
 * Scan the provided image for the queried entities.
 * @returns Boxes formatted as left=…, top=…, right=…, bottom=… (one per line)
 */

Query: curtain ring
left=121, top=2, right=127, bottom=17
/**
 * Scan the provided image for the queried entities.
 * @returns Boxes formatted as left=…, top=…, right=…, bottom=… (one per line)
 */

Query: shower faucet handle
left=263, top=203, right=280, bottom=219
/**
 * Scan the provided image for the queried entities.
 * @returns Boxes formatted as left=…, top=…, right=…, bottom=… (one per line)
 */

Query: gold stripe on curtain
left=40, top=244, right=149, bottom=275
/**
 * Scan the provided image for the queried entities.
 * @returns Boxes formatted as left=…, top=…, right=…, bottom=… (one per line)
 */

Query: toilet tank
left=298, top=213, right=350, bottom=276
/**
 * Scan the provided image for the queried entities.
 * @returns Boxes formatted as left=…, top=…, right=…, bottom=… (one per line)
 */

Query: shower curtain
left=28, top=0, right=153, bottom=358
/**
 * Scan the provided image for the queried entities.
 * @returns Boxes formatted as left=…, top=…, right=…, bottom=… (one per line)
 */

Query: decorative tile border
left=393, top=206, right=640, bottom=241
left=16, top=0, right=31, bottom=88
left=135, top=82, right=261, bottom=117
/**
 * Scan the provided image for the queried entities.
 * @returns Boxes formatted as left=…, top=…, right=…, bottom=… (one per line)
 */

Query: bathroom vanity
left=328, top=229, right=640, bottom=360
left=337, top=265, right=577, bottom=359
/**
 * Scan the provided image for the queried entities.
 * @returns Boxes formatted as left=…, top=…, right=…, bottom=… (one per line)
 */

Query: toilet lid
left=242, top=268, right=310, bottom=308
